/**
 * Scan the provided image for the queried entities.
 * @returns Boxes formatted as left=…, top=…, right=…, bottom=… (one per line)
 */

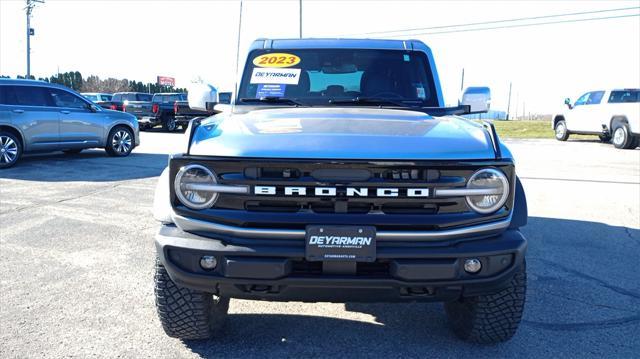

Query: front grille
left=170, top=157, right=515, bottom=230
left=208, top=162, right=474, bottom=215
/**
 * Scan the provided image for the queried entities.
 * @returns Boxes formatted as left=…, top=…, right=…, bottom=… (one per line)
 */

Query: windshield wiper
left=239, top=97, right=306, bottom=106
left=329, top=97, right=412, bottom=107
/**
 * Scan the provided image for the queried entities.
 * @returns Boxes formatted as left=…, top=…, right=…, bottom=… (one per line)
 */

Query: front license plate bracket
left=305, top=225, right=376, bottom=262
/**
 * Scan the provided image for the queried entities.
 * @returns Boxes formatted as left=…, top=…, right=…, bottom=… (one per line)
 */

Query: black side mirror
left=564, top=98, right=572, bottom=109
left=218, top=92, right=232, bottom=105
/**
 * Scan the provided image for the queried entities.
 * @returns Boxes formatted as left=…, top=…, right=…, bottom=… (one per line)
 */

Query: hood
left=189, top=107, right=497, bottom=160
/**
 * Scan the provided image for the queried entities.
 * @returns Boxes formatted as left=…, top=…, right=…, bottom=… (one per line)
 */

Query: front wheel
left=445, top=261, right=526, bottom=344
left=154, top=257, right=229, bottom=340
left=105, top=126, right=134, bottom=157
left=554, top=120, right=569, bottom=141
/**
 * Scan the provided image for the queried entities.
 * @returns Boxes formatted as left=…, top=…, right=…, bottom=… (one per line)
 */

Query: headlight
left=174, top=164, right=218, bottom=209
left=465, top=168, right=509, bottom=214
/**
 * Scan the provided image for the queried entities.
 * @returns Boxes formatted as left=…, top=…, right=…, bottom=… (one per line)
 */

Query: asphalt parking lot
left=1, top=132, right=639, bottom=358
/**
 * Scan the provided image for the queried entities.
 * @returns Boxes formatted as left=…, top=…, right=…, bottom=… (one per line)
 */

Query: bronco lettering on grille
left=253, top=186, right=429, bottom=197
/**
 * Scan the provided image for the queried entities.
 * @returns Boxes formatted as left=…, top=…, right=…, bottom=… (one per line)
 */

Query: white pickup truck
left=552, top=89, right=639, bottom=149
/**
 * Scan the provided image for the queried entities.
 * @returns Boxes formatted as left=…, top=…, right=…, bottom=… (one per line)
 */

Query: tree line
left=1, top=72, right=187, bottom=94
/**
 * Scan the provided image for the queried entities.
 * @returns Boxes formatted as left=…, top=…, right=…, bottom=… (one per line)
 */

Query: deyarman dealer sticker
left=250, top=68, right=301, bottom=85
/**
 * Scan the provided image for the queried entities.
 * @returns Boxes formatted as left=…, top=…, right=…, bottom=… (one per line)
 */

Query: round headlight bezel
left=465, top=168, right=509, bottom=214
left=174, top=164, right=218, bottom=210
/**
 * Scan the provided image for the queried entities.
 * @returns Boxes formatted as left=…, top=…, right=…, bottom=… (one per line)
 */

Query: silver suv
left=0, top=79, right=140, bottom=168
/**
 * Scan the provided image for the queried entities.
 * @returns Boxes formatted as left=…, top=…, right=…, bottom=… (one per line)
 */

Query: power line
left=380, top=13, right=639, bottom=37
left=340, top=6, right=639, bottom=37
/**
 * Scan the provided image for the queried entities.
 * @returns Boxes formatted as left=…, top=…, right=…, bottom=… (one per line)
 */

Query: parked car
left=81, top=92, right=113, bottom=109
left=126, top=92, right=187, bottom=131
left=0, top=79, right=139, bottom=168
left=152, top=38, right=528, bottom=344
left=109, top=92, right=153, bottom=112
left=552, top=89, right=640, bottom=149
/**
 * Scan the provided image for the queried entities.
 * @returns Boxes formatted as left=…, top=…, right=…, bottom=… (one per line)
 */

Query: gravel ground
left=1, top=132, right=639, bottom=358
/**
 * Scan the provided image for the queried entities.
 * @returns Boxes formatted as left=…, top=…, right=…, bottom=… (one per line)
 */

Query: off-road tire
left=154, top=257, right=229, bottom=340
left=612, top=124, right=634, bottom=149
left=162, top=116, right=177, bottom=132
left=554, top=120, right=569, bottom=141
left=444, top=261, right=526, bottom=344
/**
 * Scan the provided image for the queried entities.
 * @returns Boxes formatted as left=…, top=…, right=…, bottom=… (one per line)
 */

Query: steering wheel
left=368, top=92, right=403, bottom=99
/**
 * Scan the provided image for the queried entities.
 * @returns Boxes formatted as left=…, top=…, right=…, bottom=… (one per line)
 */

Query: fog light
left=464, top=258, right=482, bottom=273
left=200, top=256, right=217, bottom=270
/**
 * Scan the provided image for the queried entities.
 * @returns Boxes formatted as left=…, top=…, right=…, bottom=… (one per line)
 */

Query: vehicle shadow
left=141, top=127, right=187, bottom=134
left=0, top=149, right=168, bottom=182
left=181, top=218, right=640, bottom=358
left=567, top=138, right=640, bottom=149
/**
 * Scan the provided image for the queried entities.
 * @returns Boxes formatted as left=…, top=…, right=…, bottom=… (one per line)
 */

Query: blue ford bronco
left=152, top=38, right=528, bottom=343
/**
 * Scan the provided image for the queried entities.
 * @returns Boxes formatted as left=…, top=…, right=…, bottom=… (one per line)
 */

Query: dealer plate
left=305, top=225, right=376, bottom=262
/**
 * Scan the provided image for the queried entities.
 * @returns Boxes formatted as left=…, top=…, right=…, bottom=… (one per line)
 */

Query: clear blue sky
left=1, top=0, right=639, bottom=114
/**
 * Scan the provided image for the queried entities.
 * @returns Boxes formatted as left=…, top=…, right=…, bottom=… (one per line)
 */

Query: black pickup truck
left=173, top=100, right=211, bottom=128
left=124, top=92, right=187, bottom=131
left=110, top=92, right=153, bottom=112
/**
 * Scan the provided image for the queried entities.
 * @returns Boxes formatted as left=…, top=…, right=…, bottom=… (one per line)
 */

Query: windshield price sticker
left=253, top=53, right=301, bottom=68
left=256, top=84, right=286, bottom=97
left=250, top=68, right=301, bottom=85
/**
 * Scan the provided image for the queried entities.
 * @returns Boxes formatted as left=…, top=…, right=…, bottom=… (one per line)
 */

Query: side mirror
left=218, top=92, right=232, bottom=105
left=188, top=82, right=218, bottom=111
left=564, top=98, right=573, bottom=109
left=461, top=87, right=491, bottom=114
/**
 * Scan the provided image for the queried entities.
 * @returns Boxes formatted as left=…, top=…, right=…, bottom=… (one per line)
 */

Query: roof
left=249, top=38, right=431, bottom=52
left=0, top=78, right=73, bottom=91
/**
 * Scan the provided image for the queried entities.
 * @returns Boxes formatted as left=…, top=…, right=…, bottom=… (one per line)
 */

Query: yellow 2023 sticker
left=253, top=53, right=301, bottom=68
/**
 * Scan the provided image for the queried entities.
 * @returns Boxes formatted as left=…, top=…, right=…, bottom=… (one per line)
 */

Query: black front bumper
left=156, top=225, right=526, bottom=303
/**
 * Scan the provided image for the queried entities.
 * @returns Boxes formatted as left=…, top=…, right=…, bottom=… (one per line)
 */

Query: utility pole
left=460, top=68, right=465, bottom=91
left=299, top=0, right=302, bottom=38
left=25, top=0, right=44, bottom=79
left=506, top=82, right=512, bottom=120
left=233, top=0, right=244, bottom=96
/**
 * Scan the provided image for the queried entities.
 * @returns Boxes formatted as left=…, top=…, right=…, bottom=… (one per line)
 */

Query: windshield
left=237, top=49, right=439, bottom=107
left=83, top=94, right=98, bottom=101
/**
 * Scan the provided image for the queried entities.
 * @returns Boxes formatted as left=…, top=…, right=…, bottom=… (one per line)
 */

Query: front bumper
left=138, top=116, right=160, bottom=125
left=155, top=224, right=527, bottom=303
left=175, top=115, right=200, bottom=124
